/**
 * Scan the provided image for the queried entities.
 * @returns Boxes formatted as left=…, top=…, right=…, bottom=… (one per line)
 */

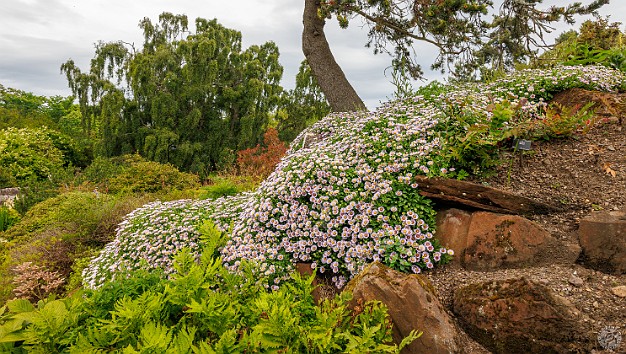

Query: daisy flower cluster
left=220, top=65, right=624, bottom=289
left=426, top=65, right=625, bottom=123
left=222, top=107, right=455, bottom=289
left=84, top=65, right=624, bottom=291
left=83, top=193, right=253, bottom=289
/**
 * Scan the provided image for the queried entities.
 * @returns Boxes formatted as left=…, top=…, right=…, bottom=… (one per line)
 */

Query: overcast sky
left=1, top=1, right=625, bottom=110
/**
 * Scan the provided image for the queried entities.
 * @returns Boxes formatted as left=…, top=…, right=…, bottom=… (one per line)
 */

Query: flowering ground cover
left=85, top=65, right=625, bottom=290
left=82, top=194, right=253, bottom=288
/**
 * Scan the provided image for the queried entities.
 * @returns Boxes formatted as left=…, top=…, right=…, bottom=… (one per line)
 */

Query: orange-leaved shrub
left=236, top=128, right=287, bottom=179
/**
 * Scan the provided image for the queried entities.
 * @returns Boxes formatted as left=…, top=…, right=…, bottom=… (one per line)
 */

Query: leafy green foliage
left=534, top=17, right=626, bottom=74
left=62, top=13, right=288, bottom=178
left=106, top=159, right=199, bottom=195
left=0, top=85, right=73, bottom=132
left=0, top=85, right=92, bottom=168
left=0, top=127, right=65, bottom=184
left=1, top=248, right=418, bottom=353
left=0, top=206, right=19, bottom=232
left=530, top=102, right=596, bottom=140
left=77, top=154, right=200, bottom=195
left=0, top=125, right=91, bottom=213
left=0, top=192, right=153, bottom=302
left=198, top=175, right=257, bottom=200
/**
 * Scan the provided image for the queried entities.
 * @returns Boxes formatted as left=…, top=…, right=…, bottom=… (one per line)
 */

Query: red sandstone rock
left=344, top=262, right=464, bottom=354
left=578, top=210, right=626, bottom=275
left=436, top=209, right=560, bottom=270
left=453, top=277, right=592, bottom=354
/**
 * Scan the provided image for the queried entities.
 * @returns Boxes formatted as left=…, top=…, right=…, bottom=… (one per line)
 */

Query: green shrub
left=0, top=127, right=65, bottom=183
left=530, top=102, right=596, bottom=140
left=0, top=191, right=153, bottom=302
left=199, top=175, right=258, bottom=200
left=0, top=206, right=19, bottom=232
left=12, top=178, right=62, bottom=215
left=0, top=248, right=418, bottom=353
left=77, top=154, right=200, bottom=195
left=0, top=127, right=83, bottom=213
left=534, top=17, right=626, bottom=72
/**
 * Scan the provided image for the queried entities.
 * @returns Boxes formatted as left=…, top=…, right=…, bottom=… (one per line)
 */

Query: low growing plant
left=0, top=206, right=19, bottom=232
left=1, top=248, right=419, bottom=353
left=0, top=192, right=154, bottom=302
left=199, top=175, right=258, bottom=200
left=76, top=154, right=200, bottom=195
left=530, top=102, right=596, bottom=140
left=82, top=195, right=252, bottom=289
left=11, top=262, right=65, bottom=303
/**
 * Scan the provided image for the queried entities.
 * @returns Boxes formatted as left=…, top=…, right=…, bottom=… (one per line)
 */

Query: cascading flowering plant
left=83, top=194, right=252, bottom=289
left=220, top=65, right=625, bottom=289
left=85, top=65, right=625, bottom=290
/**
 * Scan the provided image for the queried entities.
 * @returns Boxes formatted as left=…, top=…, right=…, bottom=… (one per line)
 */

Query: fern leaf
left=6, top=299, right=35, bottom=314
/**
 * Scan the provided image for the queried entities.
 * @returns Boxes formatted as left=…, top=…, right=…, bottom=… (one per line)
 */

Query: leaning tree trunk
left=302, top=0, right=366, bottom=112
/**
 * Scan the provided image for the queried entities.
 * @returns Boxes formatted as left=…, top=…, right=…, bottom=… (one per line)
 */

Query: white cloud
left=1, top=0, right=624, bottom=110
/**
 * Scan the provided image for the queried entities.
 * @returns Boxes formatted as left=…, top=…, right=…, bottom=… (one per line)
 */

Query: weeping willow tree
left=61, top=13, right=284, bottom=175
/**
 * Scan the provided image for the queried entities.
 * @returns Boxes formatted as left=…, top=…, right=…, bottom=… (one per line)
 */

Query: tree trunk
left=302, top=0, right=366, bottom=112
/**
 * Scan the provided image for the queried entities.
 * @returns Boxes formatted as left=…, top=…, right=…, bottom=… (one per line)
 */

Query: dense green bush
left=0, top=126, right=88, bottom=213
left=0, top=245, right=418, bottom=353
left=534, top=18, right=626, bottom=73
left=0, top=192, right=153, bottom=302
left=77, top=154, right=200, bottom=195
left=199, top=175, right=258, bottom=200
left=0, top=206, right=19, bottom=232
left=0, top=127, right=65, bottom=185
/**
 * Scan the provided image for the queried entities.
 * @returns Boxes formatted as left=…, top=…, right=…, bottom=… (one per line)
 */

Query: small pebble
left=612, top=285, right=626, bottom=298
left=569, top=275, right=584, bottom=287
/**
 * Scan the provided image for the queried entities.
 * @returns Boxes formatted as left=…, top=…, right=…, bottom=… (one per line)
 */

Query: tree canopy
left=61, top=13, right=289, bottom=176
left=303, top=0, right=609, bottom=111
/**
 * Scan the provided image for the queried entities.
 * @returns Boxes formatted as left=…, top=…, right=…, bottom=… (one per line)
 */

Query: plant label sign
left=515, top=139, right=532, bottom=151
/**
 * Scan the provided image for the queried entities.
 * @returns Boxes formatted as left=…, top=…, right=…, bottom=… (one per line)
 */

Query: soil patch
left=426, top=89, right=626, bottom=352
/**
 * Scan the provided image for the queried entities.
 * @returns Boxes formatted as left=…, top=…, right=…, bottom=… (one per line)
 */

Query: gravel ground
left=425, top=89, right=626, bottom=353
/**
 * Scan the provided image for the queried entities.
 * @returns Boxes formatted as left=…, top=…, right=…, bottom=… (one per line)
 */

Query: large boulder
left=453, top=277, right=592, bottom=354
left=578, top=210, right=626, bottom=274
left=436, top=209, right=563, bottom=270
left=344, top=262, right=465, bottom=354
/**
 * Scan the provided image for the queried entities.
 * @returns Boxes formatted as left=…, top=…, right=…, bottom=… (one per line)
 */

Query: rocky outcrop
left=344, top=262, right=465, bottom=354
left=453, top=277, right=592, bottom=354
left=436, top=209, right=566, bottom=270
left=578, top=210, right=626, bottom=274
